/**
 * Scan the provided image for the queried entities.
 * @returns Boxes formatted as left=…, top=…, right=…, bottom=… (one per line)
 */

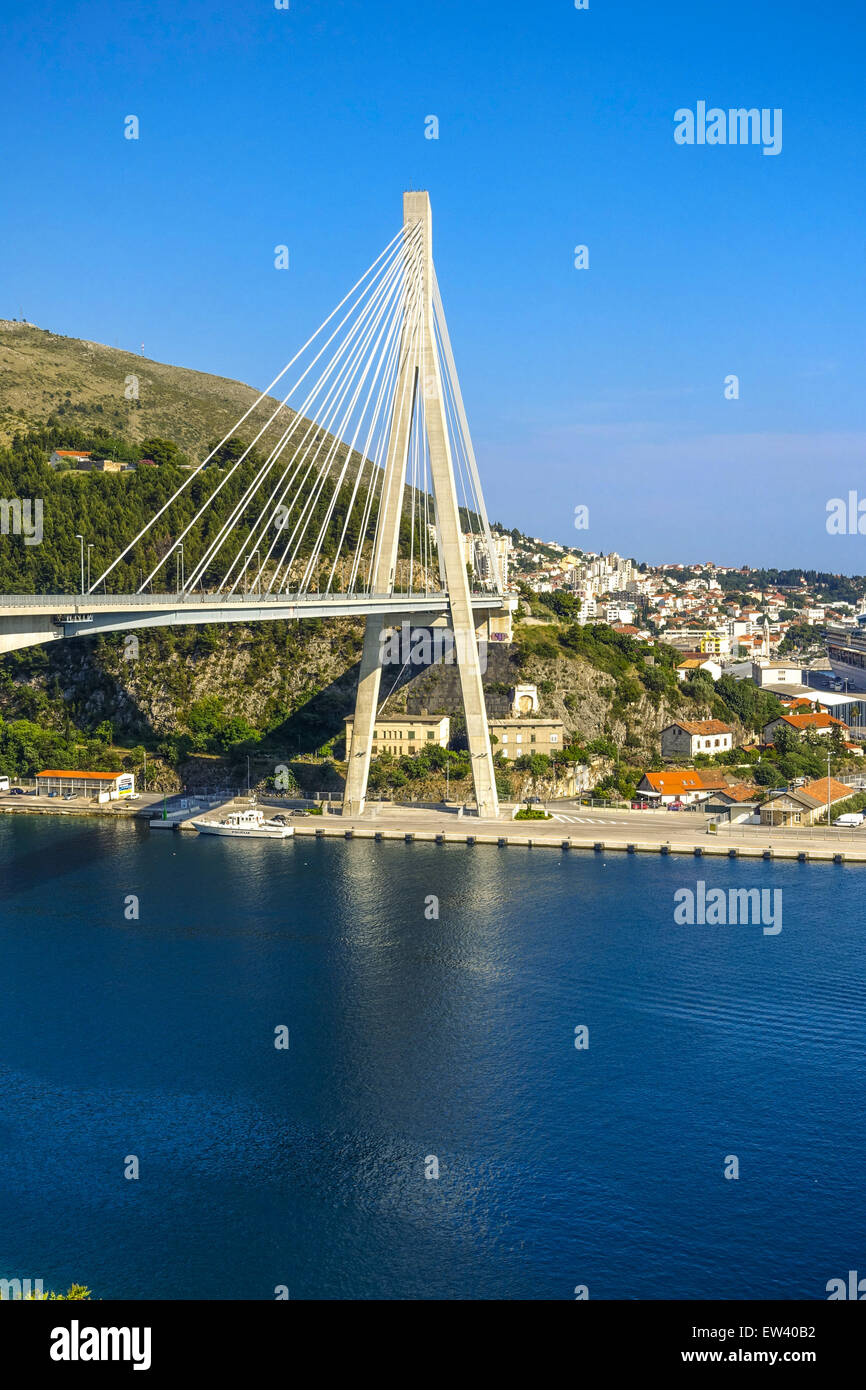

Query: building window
left=516, top=734, right=522, bottom=744
left=530, top=734, right=536, bottom=744
left=427, top=731, right=435, bottom=740
left=550, top=734, right=558, bottom=743
left=408, top=733, right=415, bottom=742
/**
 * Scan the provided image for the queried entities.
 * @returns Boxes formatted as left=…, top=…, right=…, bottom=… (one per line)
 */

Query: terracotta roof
left=665, top=720, right=732, bottom=736
left=37, top=769, right=121, bottom=780
left=53, top=449, right=91, bottom=457
left=707, top=783, right=758, bottom=803
left=798, top=777, right=854, bottom=804
left=766, top=778, right=854, bottom=810
left=775, top=712, right=847, bottom=731
left=641, top=770, right=729, bottom=794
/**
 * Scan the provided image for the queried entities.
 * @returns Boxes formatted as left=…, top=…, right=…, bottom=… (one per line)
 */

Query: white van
left=835, top=812, right=864, bottom=827
left=0, top=776, right=9, bottom=792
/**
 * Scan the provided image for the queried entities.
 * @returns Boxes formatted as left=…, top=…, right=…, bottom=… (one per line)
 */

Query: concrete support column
left=342, top=191, right=499, bottom=820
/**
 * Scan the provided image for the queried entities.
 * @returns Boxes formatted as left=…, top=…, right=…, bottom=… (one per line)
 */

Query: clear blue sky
left=2, top=0, right=864, bottom=570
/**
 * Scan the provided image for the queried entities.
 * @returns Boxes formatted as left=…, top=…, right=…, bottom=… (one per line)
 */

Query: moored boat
left=192, top=806, right=294, bottom=839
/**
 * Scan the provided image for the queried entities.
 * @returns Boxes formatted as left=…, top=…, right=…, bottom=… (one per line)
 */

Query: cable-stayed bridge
left=0, top=192, right=507, bottom=816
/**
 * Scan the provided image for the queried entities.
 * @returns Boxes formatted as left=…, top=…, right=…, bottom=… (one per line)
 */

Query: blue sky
left=2, top=0, right=865, bottom=569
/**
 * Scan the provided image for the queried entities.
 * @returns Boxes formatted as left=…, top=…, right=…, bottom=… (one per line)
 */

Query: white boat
left=192, top=806, right=294, bottom=839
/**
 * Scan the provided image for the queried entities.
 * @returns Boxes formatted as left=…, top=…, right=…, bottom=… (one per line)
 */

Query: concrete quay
left=166, top=799, right=866, bottom=864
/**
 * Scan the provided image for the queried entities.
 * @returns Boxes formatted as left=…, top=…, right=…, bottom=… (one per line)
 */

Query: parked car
left=8, top=786, right=26, bottom=796
left=631, top=800, right=652, bottom=810
left=46, top=791, right=58, bottom=798
left=61, top=792, right=75, bottom=801
left=525, top=795, right=543, bottom=805
left=667, top=801, right=685, bottom=811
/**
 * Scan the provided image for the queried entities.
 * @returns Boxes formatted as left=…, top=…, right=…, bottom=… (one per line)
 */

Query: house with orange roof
left=702, top=782, right=762, bottom=823
left=636, top=769, right=731, bottom=806
left=661, top=719, right=734, bottom=760
left=762, top=711, right=848, bottom=746
left=760, top=777, right=855, bottom=827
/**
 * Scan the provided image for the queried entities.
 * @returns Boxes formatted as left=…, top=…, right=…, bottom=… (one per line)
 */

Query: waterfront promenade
left=3, top=789, right=866, bottom=861
left=184, top=798, right=866, bottom=863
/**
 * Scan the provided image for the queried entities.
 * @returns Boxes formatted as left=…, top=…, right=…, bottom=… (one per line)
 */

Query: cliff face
left=1, top=620, right=365, bottom=752
left=1, top=621, right=700, bottom=761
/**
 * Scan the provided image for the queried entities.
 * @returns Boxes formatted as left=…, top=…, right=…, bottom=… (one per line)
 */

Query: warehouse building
left=35, top=770, right=135, bottom=800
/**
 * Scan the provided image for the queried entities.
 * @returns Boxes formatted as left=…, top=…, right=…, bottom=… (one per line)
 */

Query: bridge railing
left=0, top=588, right=510, bottom=608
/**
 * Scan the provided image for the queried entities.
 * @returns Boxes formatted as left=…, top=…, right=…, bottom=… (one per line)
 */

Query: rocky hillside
left=0, top=320, right=301, bottom=457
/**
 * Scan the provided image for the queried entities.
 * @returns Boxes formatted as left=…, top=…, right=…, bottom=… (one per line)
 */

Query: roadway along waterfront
left=3, top=791, right=865, bottom=859
left=186, top=799, right=866, bottom=862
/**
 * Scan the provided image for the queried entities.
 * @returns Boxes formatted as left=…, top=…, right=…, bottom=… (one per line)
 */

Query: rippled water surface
left=0, top=816, right=863, bottom=1299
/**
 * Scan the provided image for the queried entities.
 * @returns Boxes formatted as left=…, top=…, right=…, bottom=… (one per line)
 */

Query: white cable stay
left=185, top=227, right=420, bottom=596
left=152, top=226, right=417, bottom=596
left=89, top=225, right=410, bottom=595
left=89, top=218, right=502, bottom=612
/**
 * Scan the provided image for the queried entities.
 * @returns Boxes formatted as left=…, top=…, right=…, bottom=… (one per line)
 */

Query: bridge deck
left=0, top=590, right=506, bottom=619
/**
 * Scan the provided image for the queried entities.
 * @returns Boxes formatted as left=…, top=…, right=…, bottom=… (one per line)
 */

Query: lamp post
left=827, top=749, right=832, bottom=828
left=74, top=534, right=85, bottom=595
left=175, top=543, right=184, bottom=594
left=86, top=544, right=94, bottom=594
left=252, top=550, right=261, bottom=596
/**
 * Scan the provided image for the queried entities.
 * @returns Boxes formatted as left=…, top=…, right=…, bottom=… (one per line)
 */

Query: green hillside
left=0, top=319, right=300, bottom=456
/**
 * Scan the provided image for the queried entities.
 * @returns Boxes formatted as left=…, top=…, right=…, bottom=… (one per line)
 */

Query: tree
left=772, top=722, right=800, bottom=755
left=139, top=437, right=185, bottom=468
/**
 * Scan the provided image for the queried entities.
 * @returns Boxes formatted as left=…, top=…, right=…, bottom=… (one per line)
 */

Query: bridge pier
left=343, top=191, right=499, bottom=820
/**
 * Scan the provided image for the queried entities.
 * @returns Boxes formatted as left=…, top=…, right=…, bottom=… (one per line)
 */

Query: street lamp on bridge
left=74, top=534, right=85, bottom=595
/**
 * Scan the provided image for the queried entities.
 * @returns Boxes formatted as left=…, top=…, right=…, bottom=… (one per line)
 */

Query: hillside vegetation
left=0, top=320, right=302, bottom=456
